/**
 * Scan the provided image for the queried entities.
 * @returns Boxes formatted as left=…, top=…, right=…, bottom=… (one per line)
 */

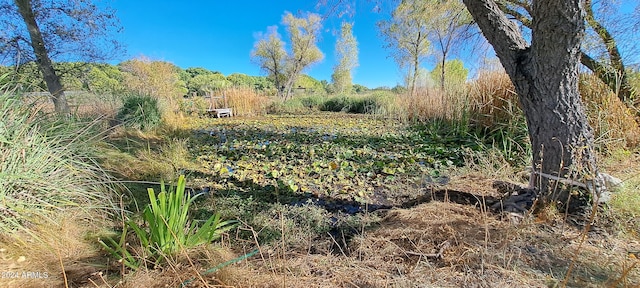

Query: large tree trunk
left=463, top=0, right=605, bottom=211
left=15, top=0, right=70, bottom=115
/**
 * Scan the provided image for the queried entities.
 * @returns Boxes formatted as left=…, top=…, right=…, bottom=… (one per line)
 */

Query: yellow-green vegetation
left=1, top=69, right=639, bottom=287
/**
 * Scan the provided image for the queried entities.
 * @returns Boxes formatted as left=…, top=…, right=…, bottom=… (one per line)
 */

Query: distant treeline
left=0, top=60, right=372, bottom=97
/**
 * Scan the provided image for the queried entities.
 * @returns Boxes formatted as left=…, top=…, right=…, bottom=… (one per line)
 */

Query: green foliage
left=431, top=59, right=469, bottom=90
left=185, top=67, right=219, bottom=79
left=85, top=63, right=125, bottom=96
left=321, top=95, right=353, bottom=112
left=332, top=22, right=359, bottom=94
left=294, top=74, right=324, bottom=92
left=1, top=62, right=46, bottom=91
left=0, top=87, right=116, bottom=236
left=391, top=85, right=407, bottom=94
left=353, top=84, right=369, bottom=93
left=320, top=92, right=394, bottom=114
left=101, top=175, right=236, bottom=268
left=188, top=73, right=231, bottom=95
left=117, top=94, right=162, bottom=130
left=226, top=73, right=254, bottom=87
left=298, top=94, right=325, bottom=109
left=136, top=176, right=236, bottom=255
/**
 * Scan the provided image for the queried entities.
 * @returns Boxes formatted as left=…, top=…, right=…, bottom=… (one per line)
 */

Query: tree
left=423, top=0, right=474, bottom=91
left=1, top=0, right=121, bottom=114
left=252, top=13, right=324, bottom=99
left=430, top=59, right=468, bottom=91
left=84, top=63, right=125, bottom=96
left=378, top=0, right=431, bottom=96
left=463, top=0, right=606, bottom=211
left=251, top=25, right=287, bottom=96
left=188, top=73, right=231, bottom=96
left=497, top=0, right=638, bottom=104
left=332, top=21, right=359, bottom=94
left=281, top=12, right=324, bottom=99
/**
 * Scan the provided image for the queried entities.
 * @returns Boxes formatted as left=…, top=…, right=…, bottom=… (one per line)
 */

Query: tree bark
left=15, top=0, right=70, bottom=115
left=463, top=0, right=604, bottom=211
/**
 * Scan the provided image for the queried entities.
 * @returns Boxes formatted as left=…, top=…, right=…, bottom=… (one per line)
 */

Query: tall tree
left=251, top=26, right=287, bottom=96
left=378, top=0, right=431, bottom=96
left=423, top=0, right=474, bottom=91
left=463, top=0, right=606, bottom=211
left=332, top=21, right=359, bottom=94
left=252, top=13, right=324, bottom=99
left=281, top=12, right=324, bottom=99
left=497, top=0, right=638, bottom=104
left=1, top=0, right=121, bottom=114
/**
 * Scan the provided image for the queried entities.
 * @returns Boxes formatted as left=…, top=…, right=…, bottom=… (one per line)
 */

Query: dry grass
left=580, top=73, right=640, bottom=150
left=216, top=86, right=270, bottom=117
left=99, top=131, right=193, bottom=181
left=0, top=210, right=111, bottom=288
left=208, top=190, right=640, bottom=287
left=394, top=87, right=470, bottom=123
left=467, top=70, right=520, bottom=130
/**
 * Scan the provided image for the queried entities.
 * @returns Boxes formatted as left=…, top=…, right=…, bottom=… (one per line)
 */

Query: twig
left=404, top=240, right=450, bottom=259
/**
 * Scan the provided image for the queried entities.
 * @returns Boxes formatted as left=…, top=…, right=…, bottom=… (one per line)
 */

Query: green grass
left=0, top=89, right=117, bottom=237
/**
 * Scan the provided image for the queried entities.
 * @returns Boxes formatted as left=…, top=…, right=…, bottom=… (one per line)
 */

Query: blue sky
left=109, top=1, right=638, bottom=89
left=110, top=0, right=407, bottom=88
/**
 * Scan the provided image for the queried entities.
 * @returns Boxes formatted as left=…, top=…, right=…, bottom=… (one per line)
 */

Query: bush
left=117, top=94, right=162, bottom=130
left=299, top=94, right=325, bottom=109
left=0, top=89, right=116, bottom=236
left=321, top=95, right=352, bottom=112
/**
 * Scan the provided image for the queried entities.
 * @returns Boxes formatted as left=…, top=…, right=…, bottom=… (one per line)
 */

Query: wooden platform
left=205, top=94, right=233, bottom=118
left=207, top=108, right=233, bottom=118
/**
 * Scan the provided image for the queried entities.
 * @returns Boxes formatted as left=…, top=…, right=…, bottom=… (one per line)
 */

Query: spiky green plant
left=102, top=175, right=236, bottom=268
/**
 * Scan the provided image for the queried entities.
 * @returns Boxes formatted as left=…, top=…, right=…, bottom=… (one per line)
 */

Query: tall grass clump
left=321, top=95, right=353, bottom=112
left=395, top=87, right=471, bottom=128
left=0, top=90, right=116, bottom=237
left=467, top=70, right=530, bottom=164
left=220, top=86, right=269, bottom=116
left=579, top=73, right=640, bottom=150
left=267, top=94, right=325, bottom=114
left=116, top=94, right=162, bottom=130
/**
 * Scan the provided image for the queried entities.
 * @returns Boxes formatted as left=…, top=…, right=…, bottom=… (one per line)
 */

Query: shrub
left=321, top=95, right=352, bottom=112
left=298, top=94, right=325, bottom=109
left=117, top=94, right=162, bottom=130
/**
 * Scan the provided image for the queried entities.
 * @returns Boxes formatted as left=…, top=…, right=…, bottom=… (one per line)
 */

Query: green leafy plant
left=116, top=94, right=162, bottom=130
left=103, top=175, right=236, bottom=268
left=99, top=223, right=141, bottom=270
